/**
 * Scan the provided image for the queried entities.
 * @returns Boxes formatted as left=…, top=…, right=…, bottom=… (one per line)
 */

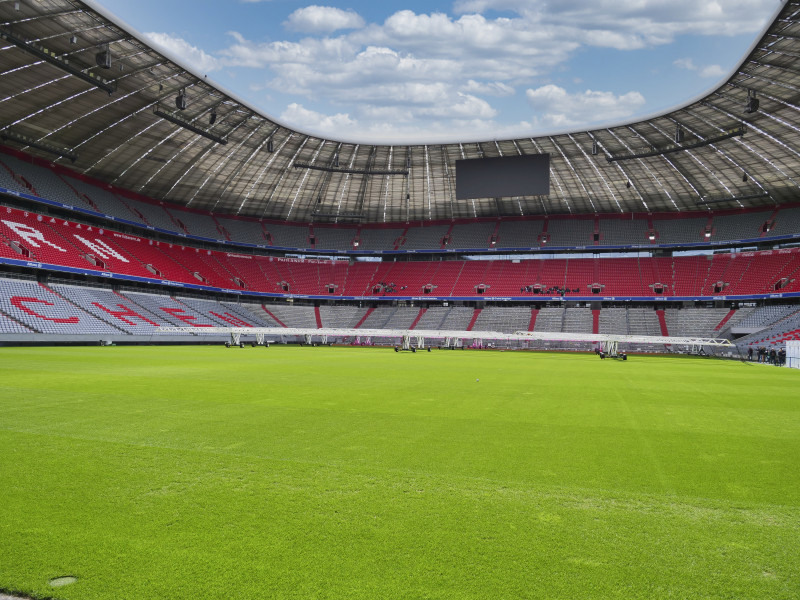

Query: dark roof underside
left=1, top=0, right=800, bottom=223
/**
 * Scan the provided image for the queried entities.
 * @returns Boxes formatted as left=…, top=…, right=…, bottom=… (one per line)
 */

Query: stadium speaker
left=745, top=95, right=759, bottom=114
left=175, top=91, right=187, bottom=110
left=209, top=110, right=217, bottom=125
left=96, top=50, right=111, bottom=69
left=267, top=139, right=274, bottom=153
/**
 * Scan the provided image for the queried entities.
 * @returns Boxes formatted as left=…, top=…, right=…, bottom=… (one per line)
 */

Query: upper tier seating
left=0, top=154, right=92, bottom=210
left=599, top=217, right=650, bottom=246
left=546, top=217, right=594, bottom=247
left=447, top=221, right=496, bottom=249
left=712, top=210, right=773, bottom=241
left=403, top=224, right=450, bottom=250
left=170, top=211, right=226, bottom=240
left=651, top=216, right=709, bottom=244
left=62, top=176, right=137, bottom=220
left=495, top=219, right=545, bottom=248
left=3, top=148, right=800, bottom=252
left=215, top=217, right=269, bottom=246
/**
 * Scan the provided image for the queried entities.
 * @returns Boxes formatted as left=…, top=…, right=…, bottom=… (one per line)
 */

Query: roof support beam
left=153, top=107, right=227, bottom=145
left=0, top=27, right=116, bottom=94
left=607, top=126, right=746, bottom=162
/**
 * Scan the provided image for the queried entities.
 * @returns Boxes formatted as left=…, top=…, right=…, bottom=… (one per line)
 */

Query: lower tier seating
left=3, top=274, right=800, bottom=351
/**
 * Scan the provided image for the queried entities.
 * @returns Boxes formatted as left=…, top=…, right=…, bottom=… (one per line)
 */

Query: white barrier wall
left=787, top=341, right=800, bottom=369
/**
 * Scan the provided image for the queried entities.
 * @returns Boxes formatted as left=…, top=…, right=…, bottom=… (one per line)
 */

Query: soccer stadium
left=1, top=0, right=799, bottom=598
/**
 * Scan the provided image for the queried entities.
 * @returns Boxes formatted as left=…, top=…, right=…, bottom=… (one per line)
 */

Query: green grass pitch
left=1, top=345, right=799, bottom=599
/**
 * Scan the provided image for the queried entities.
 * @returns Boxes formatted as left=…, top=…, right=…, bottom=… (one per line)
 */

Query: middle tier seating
left=4, top=205, right=800, bottom=300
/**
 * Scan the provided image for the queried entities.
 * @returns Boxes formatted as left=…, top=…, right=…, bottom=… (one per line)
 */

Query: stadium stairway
left=714, top=309, right=737, bottom=332
left=656, top=309, right=669, bottom=336
left=261, top=306, right=287, bottom=327
left=409, top=308, right=427, bottom=330
left=466, top=308, right=482, bottom=331
left=528, top=309, right=539, bottom=331
left=353, top=307, right=375, bottom=329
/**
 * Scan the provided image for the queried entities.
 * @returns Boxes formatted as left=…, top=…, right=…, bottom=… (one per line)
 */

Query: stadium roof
left=1, top=0, right=799, bottom=223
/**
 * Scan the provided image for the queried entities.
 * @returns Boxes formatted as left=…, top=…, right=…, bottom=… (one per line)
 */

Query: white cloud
left=143, top=32, right=220, bottom=73
left=284, top=5, right=365, bottom=33
left=139, top=1, right=773, bottom=141
left=525, top=84, right=646, bottom=128
left=674, top=57, right=727, bottom=79
left=462, top=80, right=515, bottom=97
left=275, top=103, right=535, bottom=144
left=453, top=0, right=777, bottom=44
left=699, top=64, right=726, bottom=79
left=280, top=103, right=356, bottom=134
left=674, top=57, right=697, bottom=71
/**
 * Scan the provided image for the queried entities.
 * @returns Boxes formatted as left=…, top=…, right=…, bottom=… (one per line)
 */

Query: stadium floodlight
left=674, top=124, right=684, bottom=144
left=95, top=49, right=111, bottom=69
left=745, top=89, right=760, bottom=113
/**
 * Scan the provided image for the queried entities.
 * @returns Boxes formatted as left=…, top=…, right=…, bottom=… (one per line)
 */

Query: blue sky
left=94, top=0, right=781, bottom=143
